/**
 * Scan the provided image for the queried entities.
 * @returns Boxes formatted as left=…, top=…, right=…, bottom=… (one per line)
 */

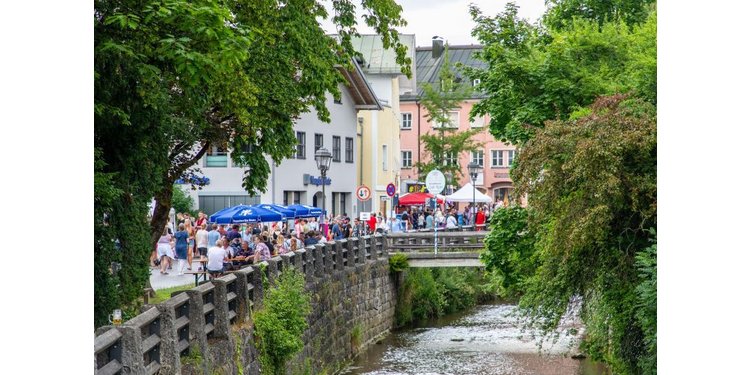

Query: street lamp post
left=315, top=148, right=332, bottom=226
left=467, top=162, right=480, bottom=230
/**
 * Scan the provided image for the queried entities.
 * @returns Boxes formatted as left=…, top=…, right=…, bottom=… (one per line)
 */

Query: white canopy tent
left=446, top=183, right=493, bottom=203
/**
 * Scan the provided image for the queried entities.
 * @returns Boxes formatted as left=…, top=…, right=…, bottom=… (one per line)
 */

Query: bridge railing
left=385, top=231, right=487, bottom=253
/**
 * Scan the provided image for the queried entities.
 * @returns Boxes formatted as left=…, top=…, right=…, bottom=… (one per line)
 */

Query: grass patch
left=152, top=284, right=194, bottom=304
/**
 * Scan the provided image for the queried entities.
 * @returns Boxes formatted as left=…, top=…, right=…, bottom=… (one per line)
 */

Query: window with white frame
left=295, top=132, right=306, bottom=159
left=448, top=111, right=459, bottom=128
left=401, top=151, right=412, bottom=168
left=470, top=115, right=485, bottom=128
left=382, top=145, right=388, bottom=171
left=471, top=150, right=484, bottom=167
left=508, top=150, right=516, bottom=166
left=314, top=133, right=323, bottom=152
left=401, top=112, right=412, bottom=129
left=491, top=150, right=503, bottom=167
left=332, top=136, right=341, bottom=162
left=443, top=151, right=458, bottom=166
left=345, top=137, right=354, bottom=163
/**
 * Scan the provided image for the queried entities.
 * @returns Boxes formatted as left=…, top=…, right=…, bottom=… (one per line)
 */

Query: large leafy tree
left=414, top=47, right=483, bottom=181
left=469, top=1, right=657, bottom=373
left=465, top=3, right=656, bottom=145
left=94, top=0, right=411, bottom=327
left=512, top=95, right=656, bottom=374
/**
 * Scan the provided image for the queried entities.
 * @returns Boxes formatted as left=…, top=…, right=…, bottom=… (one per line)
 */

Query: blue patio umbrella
left=253, top=204, right=296, bottom=220
left=211, top=205, right=284, bottom=224
left=209, top=205, right=236, bottom=223
left=287, top=204, right=324, bottom=218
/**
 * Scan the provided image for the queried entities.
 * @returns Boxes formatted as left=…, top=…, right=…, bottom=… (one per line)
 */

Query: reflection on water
left=344, top=304, right=609, bottom=375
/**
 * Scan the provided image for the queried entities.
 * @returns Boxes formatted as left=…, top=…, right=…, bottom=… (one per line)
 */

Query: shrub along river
left=343, top=303, right=609, bottom=375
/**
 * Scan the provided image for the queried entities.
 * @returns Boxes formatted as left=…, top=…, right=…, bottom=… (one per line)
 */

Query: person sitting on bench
left=206, top=239, right=228, bottom=279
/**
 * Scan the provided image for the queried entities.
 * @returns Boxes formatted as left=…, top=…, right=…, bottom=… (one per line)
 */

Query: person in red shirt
left=475, top=207, right=486, bottom=231
left=195, top=211, right=207, bottom=228
left=367, top=212, right=377, bottom=234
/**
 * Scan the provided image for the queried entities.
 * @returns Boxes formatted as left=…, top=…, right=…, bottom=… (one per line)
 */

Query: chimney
left=432, top=36, right=444, bottom=59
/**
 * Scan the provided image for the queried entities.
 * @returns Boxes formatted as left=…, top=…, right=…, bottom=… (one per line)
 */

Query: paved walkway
left=149, top=259, right=203, bottom=290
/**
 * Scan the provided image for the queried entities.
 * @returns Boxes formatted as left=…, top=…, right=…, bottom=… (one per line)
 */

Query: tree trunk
left=150, top=181, right=174, bottom=249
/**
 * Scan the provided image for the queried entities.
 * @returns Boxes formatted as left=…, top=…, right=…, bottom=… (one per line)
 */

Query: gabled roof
left=401, top=45, right=487, bottom=101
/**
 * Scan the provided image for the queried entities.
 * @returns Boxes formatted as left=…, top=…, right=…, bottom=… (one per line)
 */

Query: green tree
left=95, top=0, right=411, bottom=327
left=512, top=95, right=656, bottom=374
left=543, top=0, right=656, bottom=30
left=465, top=3, right=656, bottom=145
left=413, top=46, right=483, bottom=181
left=480, top=206, right=538, bottom=299
left=170, top=186, right=196, bottom=217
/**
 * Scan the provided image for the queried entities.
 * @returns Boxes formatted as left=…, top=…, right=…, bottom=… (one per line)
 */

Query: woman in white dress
left=157, top=226, right=174, bottom=275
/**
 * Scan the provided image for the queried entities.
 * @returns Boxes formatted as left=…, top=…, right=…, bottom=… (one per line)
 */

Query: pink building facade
left=398, top=45, right=519, bottom=205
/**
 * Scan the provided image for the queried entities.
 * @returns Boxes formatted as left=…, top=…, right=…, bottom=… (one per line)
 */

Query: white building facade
left=183, top=63, right=380, bottom=218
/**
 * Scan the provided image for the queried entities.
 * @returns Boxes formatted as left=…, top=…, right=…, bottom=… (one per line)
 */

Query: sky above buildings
left=321, top=0, right=548, bottom=47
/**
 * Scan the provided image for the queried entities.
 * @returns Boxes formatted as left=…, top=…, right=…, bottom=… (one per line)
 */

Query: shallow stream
left=342, top=303, right=609, bottom=375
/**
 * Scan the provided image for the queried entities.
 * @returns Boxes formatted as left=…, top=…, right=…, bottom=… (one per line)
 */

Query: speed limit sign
left=356, top=185, right=371, bottom=201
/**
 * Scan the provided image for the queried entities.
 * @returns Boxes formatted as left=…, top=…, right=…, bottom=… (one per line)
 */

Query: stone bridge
left=94, top=229, right=488, bottom=374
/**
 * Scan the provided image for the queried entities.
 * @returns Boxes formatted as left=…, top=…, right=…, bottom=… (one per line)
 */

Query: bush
left=253, top=270, right=311, bottom=375
left=388, top=253, right=409, bottom=273
left=395, top=268, right=494, bottom=328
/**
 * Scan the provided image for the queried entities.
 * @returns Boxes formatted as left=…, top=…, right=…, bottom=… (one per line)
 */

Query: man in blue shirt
left=389, top=217, right=402, bottom=233
left=207, top=224, right=221, bottom=255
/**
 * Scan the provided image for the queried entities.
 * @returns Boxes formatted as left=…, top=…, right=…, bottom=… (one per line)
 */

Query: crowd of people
left=152, top=197, right=510, bottom=277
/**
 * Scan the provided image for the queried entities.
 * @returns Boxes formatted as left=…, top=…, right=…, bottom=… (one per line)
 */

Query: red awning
left=398, top=192, right=444, bottom=206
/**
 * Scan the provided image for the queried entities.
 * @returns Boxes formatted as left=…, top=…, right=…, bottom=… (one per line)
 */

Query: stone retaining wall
left=94, top=234, right=395, bottom=375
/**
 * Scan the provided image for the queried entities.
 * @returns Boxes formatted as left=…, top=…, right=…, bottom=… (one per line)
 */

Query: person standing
left=367, top=213, right=377, bottom=235
left=174, top=223, right=189, bottom=275
left=157, top=227, right=174, bottom=275
left=389, top=217, right=401, bottom=233
left=195, top=211, right=207, bottom=229
left=425, top=211, right=434, bottom=230
left=401, top=210, right=409, bottom=231
left=196, top=224, right=209, bottom=256
left=184, top=219, right=195, bottom=271
left=207, top=224, right=220, bottom=253
left=475, top=208, right=486, bottom=231
left=446, top=212, right=458, bottom=230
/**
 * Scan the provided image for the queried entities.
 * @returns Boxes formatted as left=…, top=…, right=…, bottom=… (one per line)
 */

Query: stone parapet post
left=209, top=276, right=232, bottom=339
left=334, top=241, right=345, bottom=270
left=154, top=297, right=182, bottom=373
left=233, top=267, right=253, bottom=322
left=324, top=242, right=334, bottom=273
left=346, top=238, right=356, bottom=267
left=250, top=264, right=264, bottom=310
left=313, top=244, right=324, bottom=278
left=185, top=284, right=212, bottom=357
left=266, top=258, right=279, bottom=286
left=95, top=325, right=146, bottom=375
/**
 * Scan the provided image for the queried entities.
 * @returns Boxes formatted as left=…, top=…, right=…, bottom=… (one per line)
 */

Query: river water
left=343, top=303, right=609, bottom=375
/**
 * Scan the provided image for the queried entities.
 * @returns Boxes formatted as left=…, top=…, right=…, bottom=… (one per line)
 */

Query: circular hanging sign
left=425, top=169, right=446, bottom=194
left=386, top=183, right=396, bottom=197
left=356, top=185, right=371, bottom=201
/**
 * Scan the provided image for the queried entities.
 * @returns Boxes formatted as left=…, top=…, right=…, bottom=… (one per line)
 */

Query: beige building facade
left=352, top=35, right=417, bottom=217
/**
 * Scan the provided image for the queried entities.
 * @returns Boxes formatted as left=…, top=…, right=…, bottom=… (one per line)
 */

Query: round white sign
left=425, top=169, right=446, bottom=194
